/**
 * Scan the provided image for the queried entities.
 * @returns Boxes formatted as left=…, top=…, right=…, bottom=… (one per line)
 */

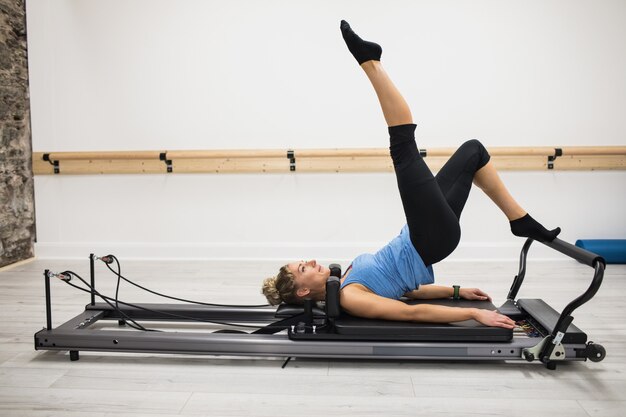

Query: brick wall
left=0, top=0, right=34, bottom=267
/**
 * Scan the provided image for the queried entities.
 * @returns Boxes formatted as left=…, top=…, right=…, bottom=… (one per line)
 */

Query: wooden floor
left=1, top=257, right=624, bottom=417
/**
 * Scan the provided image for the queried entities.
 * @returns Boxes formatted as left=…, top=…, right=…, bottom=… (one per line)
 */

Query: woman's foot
left=340, top=20, right=382, bottom=65
left=510, top=214, right=561, bottom=242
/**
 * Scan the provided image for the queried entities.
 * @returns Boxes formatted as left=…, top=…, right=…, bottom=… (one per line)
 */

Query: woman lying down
left=262, top=21, right=560, bottom=329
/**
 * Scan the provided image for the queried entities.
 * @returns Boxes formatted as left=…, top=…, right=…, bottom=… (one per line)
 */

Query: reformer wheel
left=585, top=342, right=606, bottom=362
left=522, top=349, right=534, bottom=362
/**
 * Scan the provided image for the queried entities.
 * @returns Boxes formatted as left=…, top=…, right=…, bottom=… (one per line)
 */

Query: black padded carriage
left=284, top=298, right=513, bottom=342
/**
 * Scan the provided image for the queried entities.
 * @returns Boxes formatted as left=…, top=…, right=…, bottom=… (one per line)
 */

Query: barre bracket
left=287, top=150, right=296, bottom=172
left=159, top=152, right=173, bottom=173
left=42, top=154, right=60, bottom=174
left=548, top=148, right=563, bottom=170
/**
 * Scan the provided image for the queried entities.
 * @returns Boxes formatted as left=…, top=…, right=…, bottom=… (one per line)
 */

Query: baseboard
left=0, top=257, right=36, bottom=271
left=34, top=240, right=571, bottom=263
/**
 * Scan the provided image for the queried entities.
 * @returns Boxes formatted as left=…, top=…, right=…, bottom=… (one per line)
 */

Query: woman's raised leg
left=361, top=61, right=413, bottom=127
left=340, top=20, right=460, bottom=265
left=340, top=20, right=412, bottom=127
left=340, top=20, right=560, bottom=248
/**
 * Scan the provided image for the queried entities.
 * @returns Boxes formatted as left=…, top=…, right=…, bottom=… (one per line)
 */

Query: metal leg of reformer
left=44, top=270, right=52, bottom=331
left=89, top=253, right=96, bottom=306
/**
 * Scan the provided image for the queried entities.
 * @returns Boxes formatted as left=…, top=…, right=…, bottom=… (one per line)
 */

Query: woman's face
left=287, top=259, right=330, bottom=300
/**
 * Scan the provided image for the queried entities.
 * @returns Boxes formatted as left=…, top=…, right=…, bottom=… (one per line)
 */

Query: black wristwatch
left=453, top=285, right=461, bottom=300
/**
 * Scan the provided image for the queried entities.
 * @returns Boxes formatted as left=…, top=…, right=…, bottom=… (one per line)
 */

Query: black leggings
left=389, top=124, right=490, bottom=266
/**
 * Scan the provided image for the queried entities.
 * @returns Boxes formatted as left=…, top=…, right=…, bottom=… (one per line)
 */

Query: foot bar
left=543, top=237, right=605, bottom=267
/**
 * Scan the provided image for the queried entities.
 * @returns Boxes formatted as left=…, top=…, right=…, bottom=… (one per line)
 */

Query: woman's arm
left=404, top=285, right=492, bottom=301
left=341, top=285, right=515, bottom=328
left=404, top=285, right=453, bottom=299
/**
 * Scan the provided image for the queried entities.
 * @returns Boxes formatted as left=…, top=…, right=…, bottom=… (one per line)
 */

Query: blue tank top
left=340, top=225, right=434, bottom=299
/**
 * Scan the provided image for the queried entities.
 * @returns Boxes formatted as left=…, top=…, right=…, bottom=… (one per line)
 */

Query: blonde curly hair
left=261, top=264, right=302, bottom=305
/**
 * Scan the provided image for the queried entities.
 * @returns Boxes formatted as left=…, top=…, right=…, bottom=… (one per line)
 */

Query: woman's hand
left=459, top=287, right=491, bottom=302
left=473, top=309, right=516, bottom=329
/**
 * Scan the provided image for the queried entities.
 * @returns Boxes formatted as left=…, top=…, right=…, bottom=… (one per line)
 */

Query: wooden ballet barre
left=168, top=150, right=290, bottom=159
left=32, top=146, right=626, bottom=175
left=38, top=146, right=626, bottom=161
left=560, top=146, right=626, bottom=156
left=42, top=151, right=164, bottom=161
left=288, top=147, right=557, bottom=158
left=39, top=146, right=626, bottom=161
left=141, top=147, right=561, bottom=159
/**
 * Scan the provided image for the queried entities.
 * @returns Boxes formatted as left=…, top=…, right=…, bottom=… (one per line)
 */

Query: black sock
left=340, top=20, right=382, bottom=65
left=510, top=214, right=561, bottom=242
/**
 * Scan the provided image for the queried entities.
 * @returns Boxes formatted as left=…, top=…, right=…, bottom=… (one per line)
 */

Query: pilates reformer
left=34, top=237, right=606, bottom=370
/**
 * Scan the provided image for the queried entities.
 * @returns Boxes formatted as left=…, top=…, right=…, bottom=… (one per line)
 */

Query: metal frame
left=34, top=238, right=606, bottom=369
left=505, top=237, right=605, bottom=365
left=34, top=301, right=587, bottom=362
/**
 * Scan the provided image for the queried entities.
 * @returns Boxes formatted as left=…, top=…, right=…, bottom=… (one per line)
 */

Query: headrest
left=325, top=263, right=342, bottom=319
left=325, top=277, right=341, bottom=319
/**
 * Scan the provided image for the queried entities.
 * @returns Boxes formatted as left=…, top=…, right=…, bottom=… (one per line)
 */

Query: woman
left=262, top=21, right=560, bottom=329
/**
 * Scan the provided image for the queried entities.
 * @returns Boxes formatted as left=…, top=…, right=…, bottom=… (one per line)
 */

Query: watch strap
left=453, top=285, right=460, bottom=300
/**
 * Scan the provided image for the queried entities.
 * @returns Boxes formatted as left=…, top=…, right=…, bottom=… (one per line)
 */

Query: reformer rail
left=33, top=146, right=626, bottom=174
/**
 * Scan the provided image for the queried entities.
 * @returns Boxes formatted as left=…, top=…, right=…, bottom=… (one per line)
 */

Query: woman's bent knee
left=460, top=139, right=490, bottom=170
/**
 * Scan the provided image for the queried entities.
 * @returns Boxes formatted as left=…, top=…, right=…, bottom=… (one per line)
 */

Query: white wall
left=27, top=0, right=626, bottom=263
